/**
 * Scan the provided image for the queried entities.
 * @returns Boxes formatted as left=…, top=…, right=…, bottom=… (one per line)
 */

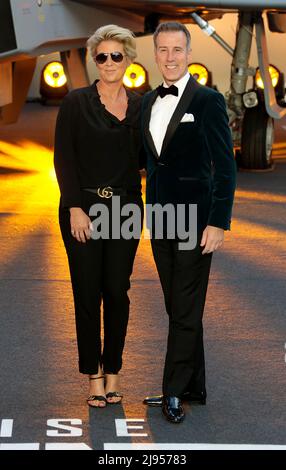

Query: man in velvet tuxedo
left=142, top=22, right=236, bottom=423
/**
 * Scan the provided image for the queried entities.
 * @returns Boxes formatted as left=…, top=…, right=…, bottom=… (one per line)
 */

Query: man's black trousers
left=151, top=237, right=213, bottom=397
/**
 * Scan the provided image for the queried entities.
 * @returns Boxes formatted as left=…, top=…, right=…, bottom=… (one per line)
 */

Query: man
left=142, top=22, right=236, bottom=423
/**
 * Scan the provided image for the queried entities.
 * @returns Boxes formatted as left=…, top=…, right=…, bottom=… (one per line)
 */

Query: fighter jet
left=1, top=0, right=286, bottom=169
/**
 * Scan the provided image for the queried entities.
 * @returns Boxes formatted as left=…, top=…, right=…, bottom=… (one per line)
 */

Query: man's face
left=154, top=31, right=191, bottom=85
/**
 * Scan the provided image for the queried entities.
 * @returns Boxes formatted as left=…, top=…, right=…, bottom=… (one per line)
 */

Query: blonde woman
left=54, top=25, right=144, bottom=408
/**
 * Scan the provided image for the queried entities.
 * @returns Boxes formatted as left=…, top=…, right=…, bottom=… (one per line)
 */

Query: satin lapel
left=143, top=89, right=159, bottom=159
left=160, top=74, right=201, bottom=157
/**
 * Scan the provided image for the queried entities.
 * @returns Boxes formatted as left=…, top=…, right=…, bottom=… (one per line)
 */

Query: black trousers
left=59, top=191, right=143, bottom=375
left=151, top=237, right=213, bottom=397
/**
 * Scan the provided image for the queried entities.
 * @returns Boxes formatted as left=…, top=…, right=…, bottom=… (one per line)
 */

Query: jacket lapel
left=143, top=89, right=159, bottom=159
left=160, top=74, right=201, bottom=158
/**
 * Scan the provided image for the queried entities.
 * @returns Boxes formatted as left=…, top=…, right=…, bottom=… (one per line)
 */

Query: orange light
left=188, top=63, right=209, bottom=86
left=255, top=65, right=279, bottom=89
left=123, top=63, right=146, bottom=88
left=43, top=62, right=67, bottom=88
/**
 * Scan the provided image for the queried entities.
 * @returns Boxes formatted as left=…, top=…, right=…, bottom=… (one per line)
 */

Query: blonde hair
left=87, top=24, right=137, bottom=61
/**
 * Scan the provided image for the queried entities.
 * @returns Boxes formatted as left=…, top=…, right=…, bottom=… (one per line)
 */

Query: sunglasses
left=95, top=52, right=125, bottom=64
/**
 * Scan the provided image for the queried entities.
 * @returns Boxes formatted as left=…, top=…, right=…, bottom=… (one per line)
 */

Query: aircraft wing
left=70, top=1, right=286, bottom=35
left=71, top=0, right=286, bottom=16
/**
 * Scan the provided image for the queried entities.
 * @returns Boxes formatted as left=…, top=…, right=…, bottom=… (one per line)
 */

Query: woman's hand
left=69, top=207, right=93, bottom=243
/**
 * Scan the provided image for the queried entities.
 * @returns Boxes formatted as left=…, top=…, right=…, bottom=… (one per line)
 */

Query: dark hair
left=153, top=22, right=191, bottom=50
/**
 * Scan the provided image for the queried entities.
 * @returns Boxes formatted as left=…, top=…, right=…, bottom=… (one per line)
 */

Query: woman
left=54, top=24, right=144, bottom=408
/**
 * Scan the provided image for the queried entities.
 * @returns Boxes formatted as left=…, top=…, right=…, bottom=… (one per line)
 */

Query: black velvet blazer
left=142, top=74, right=236, bottom=231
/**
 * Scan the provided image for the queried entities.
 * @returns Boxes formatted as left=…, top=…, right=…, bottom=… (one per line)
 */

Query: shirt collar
left=163, top=72, right=190, bottom=98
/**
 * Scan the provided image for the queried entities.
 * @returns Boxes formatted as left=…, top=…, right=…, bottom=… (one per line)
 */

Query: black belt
left=83, top=186, right=140, bottom=199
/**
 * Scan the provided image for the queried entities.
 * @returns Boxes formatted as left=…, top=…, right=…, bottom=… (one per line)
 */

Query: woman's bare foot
left=87, top=368, right=106, bottom=408
left=105, top=374, right=123, bottom=404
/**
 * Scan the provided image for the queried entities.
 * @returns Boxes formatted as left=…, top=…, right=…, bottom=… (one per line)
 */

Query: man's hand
left=69, top=207, right=93, bottom=243
left=200, top=225, right=224, bottom=255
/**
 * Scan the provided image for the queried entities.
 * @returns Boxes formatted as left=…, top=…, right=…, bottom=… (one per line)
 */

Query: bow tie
left=157, top=84, right=179, bottom=98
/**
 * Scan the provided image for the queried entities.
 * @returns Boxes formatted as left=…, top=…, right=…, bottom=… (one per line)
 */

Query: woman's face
left=95, top=40, right=131, bottom=84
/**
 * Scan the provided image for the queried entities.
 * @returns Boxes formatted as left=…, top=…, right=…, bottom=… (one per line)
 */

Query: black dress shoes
left=143, top=391, right=206, bottom=407
left=162, top=396, right=185, bottom=424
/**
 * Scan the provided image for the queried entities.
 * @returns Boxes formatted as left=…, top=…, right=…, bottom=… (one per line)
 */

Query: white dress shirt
left=149, top=72, right=190, bottom=156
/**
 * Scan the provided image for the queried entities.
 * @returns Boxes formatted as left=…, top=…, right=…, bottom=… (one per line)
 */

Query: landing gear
left=240, top=104, right=274, bottom=169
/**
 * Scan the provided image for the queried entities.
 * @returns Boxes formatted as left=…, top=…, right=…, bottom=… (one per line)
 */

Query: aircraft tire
left=240, top=104, right=274, bottom=169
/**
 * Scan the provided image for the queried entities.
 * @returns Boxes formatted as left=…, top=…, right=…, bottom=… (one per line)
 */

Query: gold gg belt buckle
left=97, top=186, right=113, bottom=198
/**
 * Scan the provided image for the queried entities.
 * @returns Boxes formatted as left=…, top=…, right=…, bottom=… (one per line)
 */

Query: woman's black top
left=54, top=80, right=144, bottom=209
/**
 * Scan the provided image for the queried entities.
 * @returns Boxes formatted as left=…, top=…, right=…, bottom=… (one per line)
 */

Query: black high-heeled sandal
left=105, top=374, right=123, bottom=404
left=106, top=391, right=123, bottom=404
left=87, top=376, right=107, bottom=408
